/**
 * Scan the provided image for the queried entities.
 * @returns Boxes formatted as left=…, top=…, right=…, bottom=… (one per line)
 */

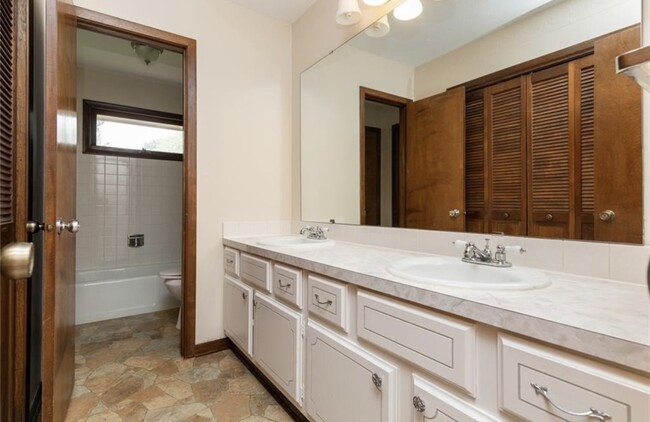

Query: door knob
left=1, top=242, right=35, bottom=279
left=26, top=220, right=46, bottom=234
left=56, top=218, right=80, bottom=235
left=448, top=209, right=461, bottom=218
left=598, top=210, right=616, bottom=222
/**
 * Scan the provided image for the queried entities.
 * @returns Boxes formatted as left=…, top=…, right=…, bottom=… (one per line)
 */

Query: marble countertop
left=223, top=236, right=650, bottom=373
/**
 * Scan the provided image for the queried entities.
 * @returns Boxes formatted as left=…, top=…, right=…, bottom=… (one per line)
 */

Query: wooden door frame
left=359, top=87, right=411, bottom=226
left=0, top=0, right=30, bottom=419
left=73, top=7, right=198, bottom=357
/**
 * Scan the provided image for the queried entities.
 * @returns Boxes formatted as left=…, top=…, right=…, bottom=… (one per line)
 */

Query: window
left=83, top=99, right=184, bottom=161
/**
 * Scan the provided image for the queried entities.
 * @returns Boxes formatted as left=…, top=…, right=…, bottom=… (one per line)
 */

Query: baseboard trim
left=193, top=337, right=231, bottom=357
left=229, top=341, right=309, bottom=422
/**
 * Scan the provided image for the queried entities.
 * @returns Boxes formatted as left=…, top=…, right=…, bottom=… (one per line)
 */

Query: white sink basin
left=256, top=235, right=335, bottom=248
left=387, top=257, right=550, bottom=290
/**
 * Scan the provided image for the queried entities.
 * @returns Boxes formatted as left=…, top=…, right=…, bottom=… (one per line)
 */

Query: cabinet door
left=223, top=275, right=253, bottom=355
left=306, top=321, right=397, bottom=422
left=253, top=292, right=303, bottom=404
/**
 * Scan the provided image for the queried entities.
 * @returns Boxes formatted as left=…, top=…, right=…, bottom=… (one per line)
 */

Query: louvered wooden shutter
left=0, top=0, right=14, bottom=228
left=464, top=90, right=485, bottom=233
left=578, top=59, right=595, bottom=240
left=528, top=64, right=571, bottom=238
left=486, top=77, right=526, bottom=235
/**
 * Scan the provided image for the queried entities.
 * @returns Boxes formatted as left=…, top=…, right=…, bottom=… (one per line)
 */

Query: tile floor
left=66, top=309, right=293, bottom=421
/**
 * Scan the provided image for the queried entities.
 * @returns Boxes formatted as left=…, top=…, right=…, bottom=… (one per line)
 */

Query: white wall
left=75, top=66, right=183, bottom=271
left=74, top=0, right=293, bottom=343
left=415, top=0, right=641, bottom=98
left=301, top=45, right=413, bottom=224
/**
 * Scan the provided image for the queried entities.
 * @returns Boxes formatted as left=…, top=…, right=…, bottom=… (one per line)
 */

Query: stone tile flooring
left=66, top=309, right=293, bottom=421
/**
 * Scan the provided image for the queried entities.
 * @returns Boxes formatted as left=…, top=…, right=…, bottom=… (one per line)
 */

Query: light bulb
left=362, top=0, right=389, bottom=5
left=393, top=0, right=423, bottom=21
left=364, top=15, right=390, bottom=38
left=336, top=0, right=362, bottom=25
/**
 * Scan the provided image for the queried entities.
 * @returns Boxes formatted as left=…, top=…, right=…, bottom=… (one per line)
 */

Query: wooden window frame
left=82, top=99, right=184, bottom=161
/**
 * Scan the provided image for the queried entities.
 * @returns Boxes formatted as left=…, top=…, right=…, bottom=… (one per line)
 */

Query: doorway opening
left=74, top=8, right=197, bottom=357
left=359, top=87, right=410, bottom=227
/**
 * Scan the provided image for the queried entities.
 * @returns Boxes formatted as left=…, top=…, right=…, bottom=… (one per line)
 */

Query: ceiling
left=77, top=29, right=183, bottom=84
left=349, top=0, right=560, bottom=67
left=226, top=0, right=318, bottom=23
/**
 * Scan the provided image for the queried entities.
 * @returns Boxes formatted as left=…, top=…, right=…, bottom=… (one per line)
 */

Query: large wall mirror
left=301, top=0, right=643, bottom=244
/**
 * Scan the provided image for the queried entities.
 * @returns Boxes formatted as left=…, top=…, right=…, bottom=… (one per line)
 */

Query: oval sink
left=256, top=236, right=335, bottom=248
left=387, top=257, right=550, bottom=290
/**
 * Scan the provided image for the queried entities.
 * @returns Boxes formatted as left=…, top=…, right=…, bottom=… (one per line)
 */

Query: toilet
left=159, top=268, right=182, bottom=329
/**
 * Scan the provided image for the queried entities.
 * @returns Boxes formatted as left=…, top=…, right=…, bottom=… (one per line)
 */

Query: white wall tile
left=563, top=240, right=610, bottom=278
left=609, top=244, right=650, bottom=285
left=524, top=238, right=563, bottom=272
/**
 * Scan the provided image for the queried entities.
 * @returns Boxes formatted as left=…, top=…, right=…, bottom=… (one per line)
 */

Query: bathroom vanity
left=222, top=236, right=649, bottom=422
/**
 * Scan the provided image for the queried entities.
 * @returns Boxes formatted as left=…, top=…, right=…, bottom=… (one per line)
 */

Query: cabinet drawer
left=273, top=264, right=302, bottom=309
left=240, top=253, right=272, bottom=292
left=412, top=374, right=498, bottom=422
left=306, top=320, right=397, bottom=422
left=499, top=334, right=650, bottom=422
left=223, top=275, right=253, bottom=356
left=307, top=274, right=348, bottom=332
left=253, top=292, right=303, bottom=405
left=224, top=247, right=240, bottom=277
left=357, top=291, right=476, bottom=396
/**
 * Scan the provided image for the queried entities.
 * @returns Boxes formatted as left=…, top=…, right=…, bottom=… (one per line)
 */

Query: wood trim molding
left=73, top=5, right=198, bottom=358
left=193, top=338, right=231, bottom=357
left=230, top=343, right=309, bottom=422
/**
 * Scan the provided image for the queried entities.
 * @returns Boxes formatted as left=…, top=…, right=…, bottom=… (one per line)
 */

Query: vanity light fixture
left=616, top=45, right=650, bottom=93
left=365, top=15, right=390, bottom=38
left=393, top=0, right=423, bottom=21
left=336, top=0, right=362, bottom=25
left=131, top=42, right=163, bottom=66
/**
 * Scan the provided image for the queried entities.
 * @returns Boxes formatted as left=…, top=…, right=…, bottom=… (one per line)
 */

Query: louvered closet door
left=485, top=77, right=526, bottom=236
left=464, top=90, right=486, bottom=233
left=527, top=59, right=596, bottom=240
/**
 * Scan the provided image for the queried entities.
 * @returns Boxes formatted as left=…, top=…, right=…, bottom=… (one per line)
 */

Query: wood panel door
left=593, top=26, right=642, bottom=243
left=406, top=87, right=465, bottom=231
left=362, top=127, right=381, bottom=225
left=41, top=0, right=78, bottom=420
left=485, top=77, right=527, bottom=236
left=0, top=0, right=29, bottom=419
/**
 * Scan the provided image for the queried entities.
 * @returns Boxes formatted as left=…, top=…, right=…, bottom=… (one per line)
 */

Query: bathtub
left=75, top=263, right=180, bottom=325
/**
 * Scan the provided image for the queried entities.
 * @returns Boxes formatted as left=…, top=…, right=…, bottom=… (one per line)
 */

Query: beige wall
left=74, top=0, right=293, bottom=343
left=301, top=44, right=413, bottom=224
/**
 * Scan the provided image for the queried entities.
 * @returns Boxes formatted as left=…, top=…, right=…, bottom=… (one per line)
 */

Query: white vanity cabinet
left=306, top=320, right=397, bottom=422
left=252, top=292, right=303, bottom=404
left=223, top=275, right=253, bottom=355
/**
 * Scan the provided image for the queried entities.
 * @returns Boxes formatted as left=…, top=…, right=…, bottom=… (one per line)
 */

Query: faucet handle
left=504, top=245, right=526, bottom=254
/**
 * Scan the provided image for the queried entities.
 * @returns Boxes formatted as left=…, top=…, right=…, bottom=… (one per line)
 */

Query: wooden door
left=363, top=127, right=381, bottom=225
left=593, top=26, right=642, bottom=243
left=485, top=77, right=527, bottom=236
left=306, top=321, right=397, bottom=422
left=41, top=0, right=78, bottom=420
left=223, top=276, right=253, bottom=355
left=405, top=87, right=465, bottom=231
left=0, top=0, right=29, bottom=419
left=253, top=292, right=302, bottom=404
left=464, top=90, right=487, bottom=233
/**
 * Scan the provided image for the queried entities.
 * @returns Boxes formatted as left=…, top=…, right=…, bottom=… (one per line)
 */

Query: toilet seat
left=159, top=268, right=181, bottom=278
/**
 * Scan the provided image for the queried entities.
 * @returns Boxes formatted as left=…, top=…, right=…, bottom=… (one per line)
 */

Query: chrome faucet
left=453, top=238, right=525, bottom=267
left=300, top=225, right=329, bottom=240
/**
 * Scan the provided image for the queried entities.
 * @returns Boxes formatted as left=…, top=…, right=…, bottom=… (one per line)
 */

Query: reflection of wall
left=301, top=44, right=413, bottom=224
left=75, top=66, right=184, bottom=271
left=364, top=101, right=400, bottom=226
left=415, top=0, right=641, bottom=98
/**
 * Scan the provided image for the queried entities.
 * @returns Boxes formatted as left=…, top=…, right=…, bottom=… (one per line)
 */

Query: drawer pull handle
left=278, top=280, right=291, bottom=289
left=531, top=383, right=611, bottom=421
left=413, top=396, right=441, bottom=420
left=226, top=259, right=234, bottom=264
left=371, top=373, right=382, bottom=390
left=314, top=294, right=333, bottom=306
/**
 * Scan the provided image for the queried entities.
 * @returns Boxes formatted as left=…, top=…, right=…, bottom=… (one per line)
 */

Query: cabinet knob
left=412, top=396, right=426, bottom=413
left=242, top=292, right=247, bottom=300
left=371, top=373, right=382, bottom=390
left=545, top=213, right=554, bottom=221
left=448, top=209, right=461, bottom=218
left=598, top=210, right=616, bottom=222
left=503, top=212, right=510, bottom=219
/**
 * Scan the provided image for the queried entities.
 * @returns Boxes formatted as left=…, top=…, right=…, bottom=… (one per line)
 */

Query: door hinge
left=300, top=384, right=305, bottom=403
left=300, top=320, right=305, bottom=338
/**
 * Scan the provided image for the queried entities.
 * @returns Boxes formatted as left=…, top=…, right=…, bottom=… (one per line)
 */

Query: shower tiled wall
left=76, top=153, right=182, bottom=271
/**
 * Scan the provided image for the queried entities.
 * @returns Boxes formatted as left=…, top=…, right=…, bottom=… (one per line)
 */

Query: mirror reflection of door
left=363, top=127, right=381, bottom=225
